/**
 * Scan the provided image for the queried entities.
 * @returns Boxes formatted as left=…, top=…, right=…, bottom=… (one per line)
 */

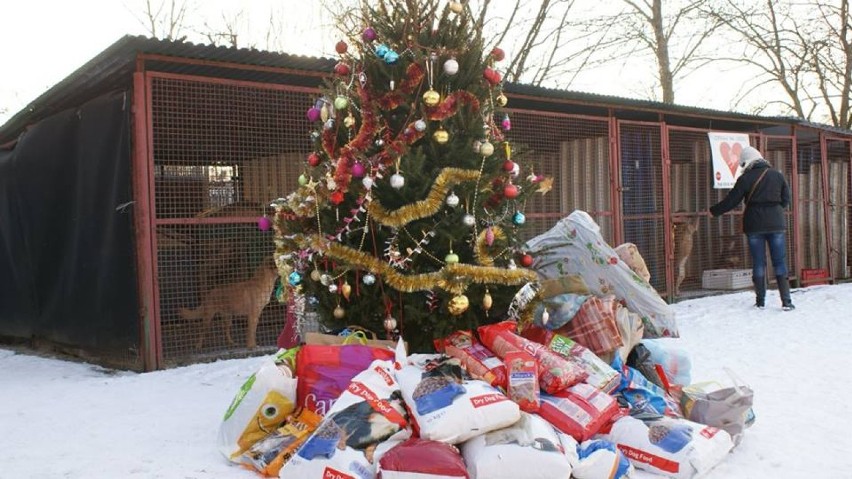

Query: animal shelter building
left=1, top=36, right=850, bottom=371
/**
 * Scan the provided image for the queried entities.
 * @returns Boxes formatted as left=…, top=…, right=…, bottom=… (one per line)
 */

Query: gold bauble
left=496, top=93, right=508, bottom=107
left=448, top=294, right=470, bottom=315
left=483, top=291, right=493, bottom=311
left=433, top=128, right=450, bottom=144
left=333, top=306, right=346, bottom=319
left=341, top=282, right=352, bottom=300
left=479, top=141, right=494, bottom=157
left=422, top=89, right=441, bottom=107
left=310, top=269, right=322, bottom=282
left=343, top=115, right=356, bottom=128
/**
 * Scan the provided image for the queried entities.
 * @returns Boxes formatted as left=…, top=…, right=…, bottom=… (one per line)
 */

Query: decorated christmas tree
left=272, top=0, right=551, bottom=351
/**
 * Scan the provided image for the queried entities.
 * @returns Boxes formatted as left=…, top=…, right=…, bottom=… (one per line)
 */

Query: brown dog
left=673, top=218, right=699, bottom=295
left=180, top=259, right=279, bottom=350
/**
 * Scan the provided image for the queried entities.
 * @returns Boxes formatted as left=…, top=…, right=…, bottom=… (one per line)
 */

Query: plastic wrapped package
left=435, top=330, right=507, bottom=388
left=378, top=438, right=469, bottom=479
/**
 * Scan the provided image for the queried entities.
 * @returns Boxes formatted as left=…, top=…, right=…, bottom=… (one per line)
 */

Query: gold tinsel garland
left=367, top=167, right=482, bottom=227
left=304, top=235, right=537, bottom=295
left=474, top=225, right=506, bottom=266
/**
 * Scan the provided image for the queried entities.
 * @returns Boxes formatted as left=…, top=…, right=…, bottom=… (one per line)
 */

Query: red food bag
left=295, top=344, right=394, bottom=415
left=435, top=330, right=507, bottom=388
left=539, top=382, right=620, bottom=442
left=505, top=351, right=540, bottom=412
left=379, top=438, right=469, bottom=478
left=478, top=321, right=588, bottom=395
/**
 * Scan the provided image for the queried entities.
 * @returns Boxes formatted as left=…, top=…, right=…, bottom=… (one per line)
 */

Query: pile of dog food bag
left=217, top=212, right=755, bottom=478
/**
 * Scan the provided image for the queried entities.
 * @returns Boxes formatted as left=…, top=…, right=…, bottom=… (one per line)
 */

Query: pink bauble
left=362, top=27, right=377, bottom=42
left=351, top=161, right=366, bottom=178
left=306, top=107, right=321, bottom=122
left=257, top=216, right=272, bottom=231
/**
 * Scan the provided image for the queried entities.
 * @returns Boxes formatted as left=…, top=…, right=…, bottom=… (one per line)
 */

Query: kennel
left=2, top=36, right=851, bottom=370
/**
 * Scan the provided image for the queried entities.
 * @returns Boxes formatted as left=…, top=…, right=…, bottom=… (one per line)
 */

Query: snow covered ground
left=2, top=283, right=851, bottom=479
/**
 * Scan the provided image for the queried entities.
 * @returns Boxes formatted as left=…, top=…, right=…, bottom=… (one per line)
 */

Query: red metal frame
left=819, top=132, right=836, bottom=282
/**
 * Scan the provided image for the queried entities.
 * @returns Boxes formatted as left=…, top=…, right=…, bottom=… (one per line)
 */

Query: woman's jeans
left=747, top=232, right=789, bottom=279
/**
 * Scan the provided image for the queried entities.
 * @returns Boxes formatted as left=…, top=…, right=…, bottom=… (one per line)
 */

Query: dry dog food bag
left=505, top=351, right=540, bottom=412
left=397, top=354, right=520, bottom=444
left=218, top=348, right=299, bottom=462
left=538, top=382, right=620, bottom=442
left=572, top=439, right=634, bottom=479
left=278, top=359, right=408, bottom=479
left=435, top=330, right=507, bottom=388
left=378, top=438, right=469, bottom=479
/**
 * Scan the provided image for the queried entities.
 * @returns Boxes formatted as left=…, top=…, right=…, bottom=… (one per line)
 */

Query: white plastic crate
left=702, top=269, right=753, bottom=290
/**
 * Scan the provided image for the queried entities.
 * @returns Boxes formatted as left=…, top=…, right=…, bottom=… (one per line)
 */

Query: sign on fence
left=707, top=132, right=751, bottom=189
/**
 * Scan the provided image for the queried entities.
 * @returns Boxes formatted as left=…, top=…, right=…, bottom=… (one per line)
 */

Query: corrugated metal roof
left=2, top=35, right=850, bottom=144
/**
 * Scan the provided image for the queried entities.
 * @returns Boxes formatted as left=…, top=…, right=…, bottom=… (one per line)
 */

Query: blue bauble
left=288, top=271, right=303, bottom=286
left=384, top=50, right=399, bottom=64
left=513, top=211, right=526, bottom=225
left=375, top=44, right=389, bottom=58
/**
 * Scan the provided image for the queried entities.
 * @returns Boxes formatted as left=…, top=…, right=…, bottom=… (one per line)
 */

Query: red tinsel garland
left=426, top=90, right=480, bottom=122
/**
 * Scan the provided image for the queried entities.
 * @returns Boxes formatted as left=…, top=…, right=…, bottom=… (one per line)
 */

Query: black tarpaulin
left=0, top=91, right=140, bottom=362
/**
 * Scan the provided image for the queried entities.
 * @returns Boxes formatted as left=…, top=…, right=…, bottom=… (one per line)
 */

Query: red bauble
left=519, top=253, right=534, bottom=267
left=330, top=190, right=345, bottom=205
left=483, top=67, right=502, bottom=86
left=335, top=40, right=348, bottom=54
left=503, top=183, right=519, bottom=199
left=307, top=152, right=321, bottom=167
left=502, top=160, right=515, bottom=172
left=491, top=47, right=505, bottom=61
left=334, top=62, right=351, bottom=76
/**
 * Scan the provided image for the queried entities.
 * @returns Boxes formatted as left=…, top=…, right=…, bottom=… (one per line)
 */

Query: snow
left=2, top=283, right=851, bottom=479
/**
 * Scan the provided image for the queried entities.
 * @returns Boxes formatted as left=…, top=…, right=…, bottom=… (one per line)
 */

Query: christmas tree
left=272, top=0, right=551, bottom=352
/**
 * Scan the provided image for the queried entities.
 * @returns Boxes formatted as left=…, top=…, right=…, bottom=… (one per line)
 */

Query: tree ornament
left=433, top=128, right=450, bottom=144
left=343, top=114, right=356, bottom=128
left=414, top=119, right=427, bottom=132
left=446, top=191, right=460, bottom=207
left=479, top=141, right=494, bottom=157
left=491, top=47, right=505, bottom=61
left=323, top=118, right=335, bottom=130
left=333, top=305, right=346, bottom=319
left=510, top=162, right=520, bottom=177
left=362, top=27, right=377, bottom=42
left=463, top=214, right=476, bottom=227
left=310, top=131, right=320, bottom=141
left=306, top=107, right=321, bottom=122
left=335, top=40, right=348, bottom=54
left=449, top=1, right=463, bottom=14
left=444, top=249, right=460, bottom=264
left=443, top=58, right=459, bottom=75
left=503, top=160, right=516, bottom=172
left=375, top=43, right=389, bottom=58
left=375, top=138, right=385, bottom=147
left=334, top=62, right=350, bottom=76
left=320, top=274, right=332, bottom=286
left=258, top=216, right=272, bottom=231
left=483, top=289, right=493, bottom=311
left=310, top=269, right=322, bottom=282
left=330, top=190, right=345, bottom=205
left=485, top=227, right=495, bottom=246
left=307, top=152, right=321, bottom=167
left=448, top=294, right=470, bottom=315
left=503, top=183, right=519, bottom=199
left=520, top=253, right=534, bottom=267
left=472, top=140, right=482, bottom=153
left=328, top=284, right=338, bottom=293
left=362, top=177, right=374, bottom=190
left=384, top=50, right=399, bottom=64
left=501, top=114, right=512, bottom=131
left=508, top=259, right=517, bottom=270
left=422, top=89, right=441, bottom=107
left=351, top=161, right=366, bottom=178
left=363, top=273, right=376, bottom=285
left=496, top=93, right=508, bottom=107
left=341, top=282, right=352, bottom=300
left=287, top=271, right=303, bottom=286
left=513, top=211, right=526, bottom=225
left=320, top=103, right=331, bottom=122
left=334, top=96, right=349, bottom=110
left=383, top=315, right=398, bottom=333
left=298, top=174, right=308, bottom=186
left=390, top=172, right=405, bottom=189
left=483, top=67, right=501, bottom=86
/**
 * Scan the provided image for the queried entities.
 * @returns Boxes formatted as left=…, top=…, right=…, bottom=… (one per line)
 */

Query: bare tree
left=709, top=0, right=852, bottom=127
left=130, top=0, right=192, bottom=40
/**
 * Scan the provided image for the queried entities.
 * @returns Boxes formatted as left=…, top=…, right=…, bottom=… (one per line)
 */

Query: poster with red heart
left=708, top=132, right=751, bottom=188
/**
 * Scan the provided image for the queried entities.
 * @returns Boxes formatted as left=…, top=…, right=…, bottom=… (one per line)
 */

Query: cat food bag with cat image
left=378, top=438, right=470, bottom=479
left=505, top=351, right=540, bottom=412
left=599, top=415, right=733, bottom=479
left=397, top=354, right=520, bottom=444
left=538, top=382, right=620, bottom=442
left=461, top=412, right=573, bottom=479
left=279, top=359, right=409, bottom=479
left=240, top=407, right=322, bottom=476
left=434, top=330, right=507, bottom=389
left=478, top=321, right=588, bottom=395
left=218, top=347, right=299, bottom=462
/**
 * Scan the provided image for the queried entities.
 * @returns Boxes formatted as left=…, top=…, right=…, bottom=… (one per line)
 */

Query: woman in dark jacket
left=710, top=146, right=795, bottom=310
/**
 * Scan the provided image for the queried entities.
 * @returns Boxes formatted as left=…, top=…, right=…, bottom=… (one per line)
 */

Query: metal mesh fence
left=796, top=138, right=829, bottom=277
left=825, top=138, right=851, bottom=280
left=149, top=74, right=312, bottom=365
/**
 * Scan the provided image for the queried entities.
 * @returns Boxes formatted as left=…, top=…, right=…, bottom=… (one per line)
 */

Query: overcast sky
left=0, top=0, right=756, bottom=126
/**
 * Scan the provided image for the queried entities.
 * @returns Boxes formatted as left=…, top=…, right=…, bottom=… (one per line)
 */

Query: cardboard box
left=702, top=269, right=753, bottom=290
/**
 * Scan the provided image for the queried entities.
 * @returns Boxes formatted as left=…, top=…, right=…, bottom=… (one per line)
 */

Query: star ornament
left=535, top=176, right=554, bottom=194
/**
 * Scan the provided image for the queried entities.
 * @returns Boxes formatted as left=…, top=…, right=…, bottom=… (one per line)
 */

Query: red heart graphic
left=718, top=142, right=740, bottom=177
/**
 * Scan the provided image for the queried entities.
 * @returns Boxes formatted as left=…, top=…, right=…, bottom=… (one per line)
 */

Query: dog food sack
left=296, top=344, right=395, bottom=416
left=435, top=330, right=507, bottom=388
left=219, top=348, right=299, bottom=462
left=378, top=438, right=469, bottom=479
left=279, top=359, right=408, bottom=479
left=241, top=408, right=322, bottom=476
left=397, top=354, right=520, bottom=444
left=600, top=415, right=733, bottom=479
left=478, top=321, right=587, bottom=394
left=538, top=382, right=620, bottom=442
left=521, top=326, right=620, bottom=393
left=461, top=412, right=573, bottom=479
left=573, top=439, right=634, bottom=479
left=505, top=351, right=540, bottom=412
